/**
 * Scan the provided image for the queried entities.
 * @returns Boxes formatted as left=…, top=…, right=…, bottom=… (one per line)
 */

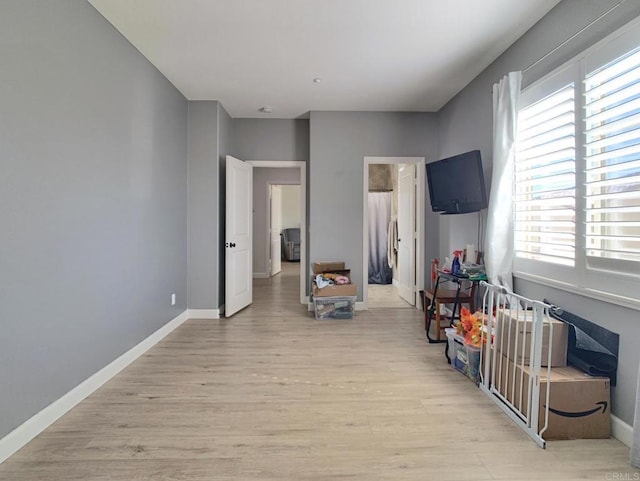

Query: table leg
left=425, top=278, right=446, bottom=344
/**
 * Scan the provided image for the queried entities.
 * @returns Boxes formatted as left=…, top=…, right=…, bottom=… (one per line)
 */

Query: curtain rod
left=523, top=0, right=626, bottom=73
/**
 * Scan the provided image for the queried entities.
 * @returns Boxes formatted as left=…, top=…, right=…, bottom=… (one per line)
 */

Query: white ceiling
left=88, top=0, right=561, bottom=118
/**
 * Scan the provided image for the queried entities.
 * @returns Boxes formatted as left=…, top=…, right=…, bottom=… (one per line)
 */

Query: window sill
left=513, top=270, right=640, bottom=312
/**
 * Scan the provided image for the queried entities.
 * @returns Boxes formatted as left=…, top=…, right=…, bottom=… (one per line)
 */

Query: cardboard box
left=313, top=282, right=357, bottom=297
left=312, top=269, right=351, bottom=280
left=495, top=309, right=568, bottom=367
left=311, top=269, right=355, bottom=297
left=313, top=261, right=346, bottom=274
left=498, top=355, right=610, bottom=440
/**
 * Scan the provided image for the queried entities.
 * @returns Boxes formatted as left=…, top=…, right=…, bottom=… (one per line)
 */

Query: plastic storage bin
left=313, top=296, right=356, bottom=319
left=465, top=344, right=481, bottom=380
left=445, top=328, right=481, bottom=380
left=444, top=328, right=458, bottom=361
left=445, top=328, right=467, bottom=374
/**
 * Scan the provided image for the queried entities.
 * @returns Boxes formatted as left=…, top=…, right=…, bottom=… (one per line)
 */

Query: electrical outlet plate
left=171, top=293, right=176, bottom=306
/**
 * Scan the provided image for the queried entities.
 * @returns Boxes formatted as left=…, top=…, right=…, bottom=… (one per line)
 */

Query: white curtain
left=632, top=362, right=640, bottom=467
left=368, top=192, right=393, bottom=284
left=485, top=71, right=522, bottom=292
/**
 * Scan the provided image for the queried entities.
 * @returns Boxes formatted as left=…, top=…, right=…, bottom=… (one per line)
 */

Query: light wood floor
left=367, top=283, right=414, bottom=309
left=1, top=264, right=637, bottom=480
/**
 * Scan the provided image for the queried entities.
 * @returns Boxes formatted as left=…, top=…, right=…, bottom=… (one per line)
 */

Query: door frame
left=267, top=182, right=301, bottom=276
left=362, top=156, right=425, bottom=310
left=268, top=183, right=283, bottom=277
left=247, top=160, right=307, bottom=305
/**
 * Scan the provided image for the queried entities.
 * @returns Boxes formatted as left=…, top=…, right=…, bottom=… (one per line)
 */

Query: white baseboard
left=253, top=272, right=269, bottom=279
left=0, top=309, right=190, bottom=465
left=2, top=306, right=632, bottom=465
left=611, top=414, right=633, bottom=447
left=187, top=309, right=220, bottom=319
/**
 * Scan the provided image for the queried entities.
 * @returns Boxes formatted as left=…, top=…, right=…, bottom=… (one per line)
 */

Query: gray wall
left=231, top=118, right=310, bottom=286
left=187, top=101, right=220, bottom=310
left=0, top=0, right=188, bottom=438
left=437, top=0, right=640, bottom=425
left=189, top=115, right=305, bottom=310
left=252, top=168, right=301, bottom=276
left=309, top=111, right=439, bottom=299
left=232, top=119, right=310, bottom=161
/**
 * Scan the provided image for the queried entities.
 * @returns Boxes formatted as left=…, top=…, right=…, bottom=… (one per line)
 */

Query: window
left=514, top=20, right=640, bottom=304
left=515, top=83, right=576, bottom=267
left=584, top=47, right=640, bottom=266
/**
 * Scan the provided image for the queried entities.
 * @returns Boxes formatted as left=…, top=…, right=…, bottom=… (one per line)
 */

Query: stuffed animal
left=321, top=273, right=350, bottom=285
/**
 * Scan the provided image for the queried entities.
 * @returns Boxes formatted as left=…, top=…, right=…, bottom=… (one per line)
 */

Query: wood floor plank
left=1, top=262, right=637, bottom=480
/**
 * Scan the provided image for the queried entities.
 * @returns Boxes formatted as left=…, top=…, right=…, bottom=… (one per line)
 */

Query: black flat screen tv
left=426, top=150, right=488, bottom=214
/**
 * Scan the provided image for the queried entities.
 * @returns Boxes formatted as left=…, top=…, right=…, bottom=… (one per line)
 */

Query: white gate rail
left=478, top=282, right=554, bottom=448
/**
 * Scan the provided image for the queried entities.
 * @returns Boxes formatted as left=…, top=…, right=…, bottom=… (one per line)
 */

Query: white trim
left=514, top=270, right=640, bottom=312
left=253, top=272, right=270, bottom=279
left=247, top=160, right=307, bottom=305
left=267, top=184, right=274, bottom=277
left=0, top=310, right=190, bottom=465
left=187, top=309, right=221, bottom=319
left=362, top=157, right=425, bottom=310
left=611, top=414, right=633, bottom=447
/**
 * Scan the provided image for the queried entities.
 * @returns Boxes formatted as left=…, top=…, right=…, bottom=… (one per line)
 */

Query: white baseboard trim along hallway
left=611, top=414, right=633, bottom=448
left=0, top=310, right=191, bottom=464
left=187, top=309, right=221, bottom=319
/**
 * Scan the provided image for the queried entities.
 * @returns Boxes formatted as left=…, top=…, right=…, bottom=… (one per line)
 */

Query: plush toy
left=319, top=272, right=351, bottom=285
left=334, top=275, right=350, bottom=285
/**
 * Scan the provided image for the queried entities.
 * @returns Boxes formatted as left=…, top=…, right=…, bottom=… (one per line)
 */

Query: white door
left=397, top=163, right=416, bottom=305
left=270, top=185, right=282, bottom=276
left=225, top=155, right=253, bottom=317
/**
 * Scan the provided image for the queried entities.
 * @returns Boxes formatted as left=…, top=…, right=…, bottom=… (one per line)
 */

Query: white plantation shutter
left=584, top=47, right=640, bottom=266
left=515, top=83, right=576, bottom=267
left=513, top=18, right=640, bottom=304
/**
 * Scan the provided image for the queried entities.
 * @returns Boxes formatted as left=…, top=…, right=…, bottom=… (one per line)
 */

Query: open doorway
left=363, top=157, right=425, bottom=310
left=269, top=183, right=302, bottom=276
left=248, top=161, right=307, bottom=305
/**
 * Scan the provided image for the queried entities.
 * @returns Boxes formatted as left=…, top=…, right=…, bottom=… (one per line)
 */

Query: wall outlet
left=171, top=293, right=176, bottom=306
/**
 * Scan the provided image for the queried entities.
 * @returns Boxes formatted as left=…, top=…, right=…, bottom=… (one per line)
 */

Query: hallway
left=0, top=265, right=636, bottom=480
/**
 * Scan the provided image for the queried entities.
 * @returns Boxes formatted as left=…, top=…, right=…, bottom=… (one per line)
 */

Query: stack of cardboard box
left=311, top=261, right=357, bottom=319
left=493, top=310, right=610, bottom=440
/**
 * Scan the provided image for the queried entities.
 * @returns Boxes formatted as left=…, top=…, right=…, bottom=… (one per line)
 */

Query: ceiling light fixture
left=313, top=78, right=322, bottom=83
left=258, top=106, right=273, bottom=113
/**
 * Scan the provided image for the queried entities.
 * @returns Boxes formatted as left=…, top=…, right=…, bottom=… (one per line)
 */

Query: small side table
left=424, top=271, right=481, bottom=344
